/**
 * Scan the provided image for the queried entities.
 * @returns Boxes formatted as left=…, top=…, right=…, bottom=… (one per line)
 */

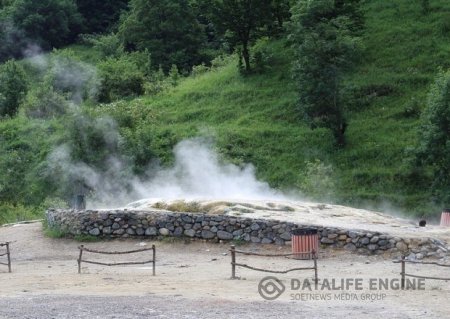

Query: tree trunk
left=242, top=42, right=251, bottom=72
left=334, top=121, right=347, bottom=147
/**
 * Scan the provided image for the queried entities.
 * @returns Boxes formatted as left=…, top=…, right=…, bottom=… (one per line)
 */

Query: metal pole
left=152, top=244, right=156, bottom=276
left=231, top=245, right=236, bottom=279
left=313, top=249, right=318, bottom=284
left=78, top=245, right=84, bottom=274
left=6, top=242, right=11, bottom=273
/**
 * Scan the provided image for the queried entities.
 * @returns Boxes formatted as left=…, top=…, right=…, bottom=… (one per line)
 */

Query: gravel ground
left=0, top=294, right=435, bottom=319
left=0, top=222, right=449, bottom=319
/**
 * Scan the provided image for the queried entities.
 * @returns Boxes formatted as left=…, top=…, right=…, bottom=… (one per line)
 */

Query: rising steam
left=133, top=138, right=286, bottom=201
left=47, top=137, right=287, bottom=209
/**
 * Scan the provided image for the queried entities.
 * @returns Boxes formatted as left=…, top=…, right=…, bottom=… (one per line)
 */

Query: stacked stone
left=46, top=209, right=449, bottom=258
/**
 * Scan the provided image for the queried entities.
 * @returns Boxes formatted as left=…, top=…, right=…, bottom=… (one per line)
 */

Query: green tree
left=289, top=0, right=362, bottom=146
left=8, top=0, right=82, bottom=49
left=118, top=0, right=205, bottom=72
left=414, top=70, right=450, bottom=205
left=0, top=60, right=28, bottom=117
left=75, top=0, right=128, bottom=34
left=212, top=0, right=272, bottom=72
left=269, top=0, right=291, bottom=33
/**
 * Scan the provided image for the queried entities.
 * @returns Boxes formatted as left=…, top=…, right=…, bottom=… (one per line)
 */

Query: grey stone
left=378, top=240, right=388, bottom=246
left=210, top=226, right=218, bottom=233
left=174, top=227, right=183, bottom=237
left=396, top=242, right=408, bottom=252
left=217, top=231, right=233, bottom=240
left=367, top=244, right=378, bottom=251
left=360, top=237, right=370, bottom=245
left=250, top=223, right=260, bottom=231
left=184, top=229, right=196, bottom=237
left=201, top=230, right=215, bottom=239
left=126, top=228, right=135, bottom=235
left=104, top=219, right=113, bottom=227
left=321, top=238, right=335, bottom=244
left=327, top=234, right=338, bottom=239
left=89, top=228, right=100, bottom=236
left=348, top=231, right=359, bottom=238
left=370, top=236, right=379, bottom=243
left=136, top=228, right=145, bottom=236
left=159, top=228, right=170, bottom=236
left=145, top=227, right=157, bottom=236
left=102, top=227, right=111, bottom=235
left=181, top=215, right=193, bottom=223
left=280, top=232, right=292, bottom=241
left=114, top=229, right=125, bottom=235
left=112, top=222, right=120, bottom=230
left=233, top=229, right=243, bottom=237
left=261, top=238, right=273, bottom=244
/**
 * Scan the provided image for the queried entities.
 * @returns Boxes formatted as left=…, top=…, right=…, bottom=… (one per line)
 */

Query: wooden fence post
left=231, top=245, right=236, bottom=279
left=401, top=255, right=405, bottom=290
left=152, top=244, right=156, bottom=276
left=6, top=242, right=11, bottom=273
left=78, top=245, right=84, bottom=274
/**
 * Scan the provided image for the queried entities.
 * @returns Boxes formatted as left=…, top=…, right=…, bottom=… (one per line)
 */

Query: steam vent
left=46, top=199, right=450, bottom=259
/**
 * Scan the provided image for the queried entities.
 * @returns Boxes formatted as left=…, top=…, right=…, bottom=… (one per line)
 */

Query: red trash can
left=291, top=228, right=318, bottom=260
left=440, top=209, right=450, bottom=226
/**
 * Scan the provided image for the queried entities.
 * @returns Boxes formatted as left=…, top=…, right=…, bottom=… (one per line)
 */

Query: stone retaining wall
left=46, top=209, right=448, bottom=259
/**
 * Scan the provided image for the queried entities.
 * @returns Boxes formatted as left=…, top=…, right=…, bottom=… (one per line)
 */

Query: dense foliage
left=0, top=60, right=28, bottom=117
left=7, top=0, right=82, bottom=49
left=75, top=0, right=128, bottom=34
left=118, top=0, right=206, bottom=72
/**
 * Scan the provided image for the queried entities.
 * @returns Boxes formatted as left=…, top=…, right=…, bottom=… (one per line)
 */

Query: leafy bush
left=191, top=63, right=210, bottom=77
left=0, top=202, right=40, bottom=225
left=22, top=82, right=69, bottom=119
left=80, top=33, right=124, bottom=58
left=98, top=55, right=145, bottom=102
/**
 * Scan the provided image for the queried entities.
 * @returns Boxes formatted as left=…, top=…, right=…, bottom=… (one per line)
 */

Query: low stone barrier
left=46, top=209, right=448, bottom=259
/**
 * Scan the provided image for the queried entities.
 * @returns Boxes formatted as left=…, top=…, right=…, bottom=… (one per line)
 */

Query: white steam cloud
left=133, top=138, right=285, bottom=201
left=47, top=137, right=287, bottom=209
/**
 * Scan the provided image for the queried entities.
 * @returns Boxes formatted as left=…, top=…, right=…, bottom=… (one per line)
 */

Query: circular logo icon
left=258, top=276, right=285, bottom=300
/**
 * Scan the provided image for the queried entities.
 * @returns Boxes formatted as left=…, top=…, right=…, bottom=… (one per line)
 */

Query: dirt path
left=0, top=222, right=449, bottom=318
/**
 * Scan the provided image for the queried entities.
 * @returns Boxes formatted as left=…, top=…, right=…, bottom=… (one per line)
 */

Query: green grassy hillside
left=98, top=0, right=450, bottom=216
left=1, top=0, right=450, bottom=223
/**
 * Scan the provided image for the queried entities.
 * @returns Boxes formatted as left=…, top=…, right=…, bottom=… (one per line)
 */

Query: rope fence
left=230, top=245, right=318, bottom=281
left=393, top=255, right=450, bottom=289
left=0, top=242, right=12, bottom=273
left=77, top=244, right=156, bottom=275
